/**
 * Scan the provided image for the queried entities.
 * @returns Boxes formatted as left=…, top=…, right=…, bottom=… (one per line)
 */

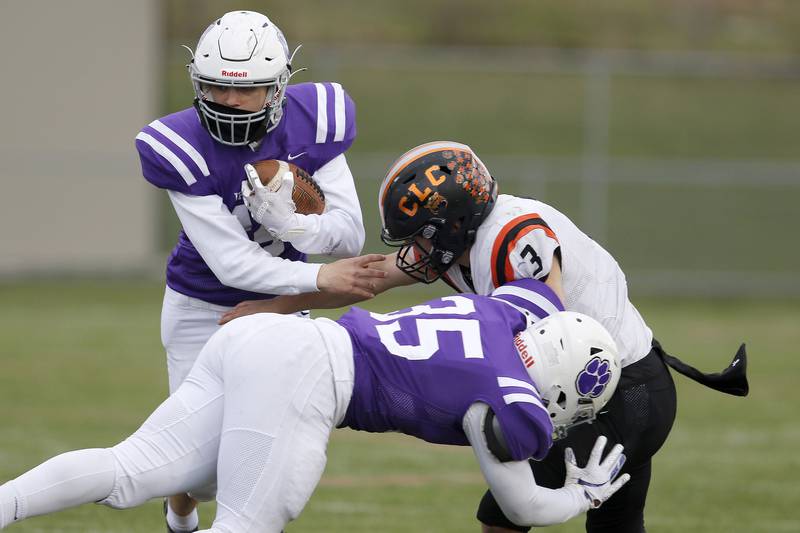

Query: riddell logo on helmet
left=514, top=334, right=535, bottom=368
left=221, top=70, right=249, bottom=78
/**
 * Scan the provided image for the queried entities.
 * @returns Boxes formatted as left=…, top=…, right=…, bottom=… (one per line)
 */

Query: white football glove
left=564, top=436, right=630, bottom=510
left=241, top=163, right=302, bottom=240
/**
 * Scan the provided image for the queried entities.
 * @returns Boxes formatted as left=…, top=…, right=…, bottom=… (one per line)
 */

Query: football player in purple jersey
left=220, top=141, right=749, bottom=533
left=134, top=10, right=385, bottom=532
left=0, top=279, right=631, bottom=532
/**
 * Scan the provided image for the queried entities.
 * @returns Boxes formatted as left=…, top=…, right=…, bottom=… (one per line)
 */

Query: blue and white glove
left=564, top=436, right=630, bottom=509
left=241, top=163, right=301, bottom=239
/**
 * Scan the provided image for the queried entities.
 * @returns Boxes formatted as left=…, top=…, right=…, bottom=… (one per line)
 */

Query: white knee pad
left=99, top=443, right=150, bottom=509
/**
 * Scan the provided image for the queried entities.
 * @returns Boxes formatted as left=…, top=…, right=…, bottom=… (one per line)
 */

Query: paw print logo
left=576, top=356, right=613, bottom=398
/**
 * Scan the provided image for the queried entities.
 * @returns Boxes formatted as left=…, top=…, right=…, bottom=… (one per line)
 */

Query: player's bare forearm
left=218, top=253, right=416, bottom=325
left=219, top=292, right=361, bottom=325
left=371, top=251, right=418, bottom=291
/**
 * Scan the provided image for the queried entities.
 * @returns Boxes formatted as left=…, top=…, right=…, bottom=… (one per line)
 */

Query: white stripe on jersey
left=498, top=377, right=547, bottom=411
left=332, top=83, right=346, bottom=142
left=497, top=376, right=539, bottom=395
left=149, top=120, right=210, bottom=177
left=502, top=393, right=544, bottom=407
left=491, top=285, right=562, bottom=317
left=490, top=297, right=536, bottom=322
left=314, top=83, right=328, bottom=144
left=135, top=132, right=197, bottom=186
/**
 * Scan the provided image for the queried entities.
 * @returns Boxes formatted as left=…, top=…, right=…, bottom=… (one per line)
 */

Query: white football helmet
left=187, top=11, right=298, bottom=146
left=514, top=311, right=621, bottom=440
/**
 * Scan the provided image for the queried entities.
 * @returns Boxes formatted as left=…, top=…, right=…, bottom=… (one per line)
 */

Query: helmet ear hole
left=555, top=390, right=568, bottom=409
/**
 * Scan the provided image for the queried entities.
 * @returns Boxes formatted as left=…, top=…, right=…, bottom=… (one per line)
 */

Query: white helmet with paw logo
left=514, top=311, right=621, bottom=440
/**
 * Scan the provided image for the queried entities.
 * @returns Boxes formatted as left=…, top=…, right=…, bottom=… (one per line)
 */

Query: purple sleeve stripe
left=491, top=294, right=552, bottom=321
left=497, top=376, right=541, bottom=397
left=148, top=120, right=210, bottom=176
left=502, top=402, right=554, bottom=462
left=501, top=393, right=547, bottom=412
left=140, top=123, right=208, bottom=183
left=135, top=132, right=197, bottom=186
left=491, top=282, right=564, bottom=314
left=527, top=408, right=555, bottom=460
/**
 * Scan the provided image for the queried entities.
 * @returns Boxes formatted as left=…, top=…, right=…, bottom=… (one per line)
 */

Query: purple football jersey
left=337, top=279, right=562, bottom=461
left=135, top=82, right=356, bottom=306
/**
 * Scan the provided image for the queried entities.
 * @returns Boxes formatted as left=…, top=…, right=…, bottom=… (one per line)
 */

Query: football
left=248, top=159, right=326, bottom=215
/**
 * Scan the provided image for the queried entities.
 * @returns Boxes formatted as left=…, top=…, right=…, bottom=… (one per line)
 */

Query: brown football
left=249, top=159, right=326, bottom=215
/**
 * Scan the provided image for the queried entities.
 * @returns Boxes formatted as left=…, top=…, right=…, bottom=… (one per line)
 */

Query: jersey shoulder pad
left=135, top=109, right=216, bottom=195
left=484, top=207, right=560, bottom=288
left=490, top=278, right=565, bottom=322
left=283, top=82, right=356, bottom=165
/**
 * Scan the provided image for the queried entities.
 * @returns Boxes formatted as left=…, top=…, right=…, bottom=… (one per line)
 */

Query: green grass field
left=1, top=280, right=798, bottom=532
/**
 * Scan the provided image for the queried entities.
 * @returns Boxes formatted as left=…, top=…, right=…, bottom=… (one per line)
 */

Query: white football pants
left=160, top=286, right=310, bottom=502
left=0, top=314, right=354, bottom=533
left=161, top=286, right=311, bottom=393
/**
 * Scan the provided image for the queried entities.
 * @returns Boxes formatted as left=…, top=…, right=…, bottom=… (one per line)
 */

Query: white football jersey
left=443, top=194, right=652, bottom=367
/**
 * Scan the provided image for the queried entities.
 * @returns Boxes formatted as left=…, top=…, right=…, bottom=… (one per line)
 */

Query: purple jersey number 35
left=369, top=296, right=484, bottom=360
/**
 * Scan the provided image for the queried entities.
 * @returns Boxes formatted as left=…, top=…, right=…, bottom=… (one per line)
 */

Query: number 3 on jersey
left=369, top=296, right=484, bottom=361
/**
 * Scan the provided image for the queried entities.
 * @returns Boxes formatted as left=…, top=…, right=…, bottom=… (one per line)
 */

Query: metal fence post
left=581, top=57, right=612, bottom=244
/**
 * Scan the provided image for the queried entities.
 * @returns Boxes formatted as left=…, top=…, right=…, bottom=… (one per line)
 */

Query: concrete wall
left=0, top=0, right=160, bottom=275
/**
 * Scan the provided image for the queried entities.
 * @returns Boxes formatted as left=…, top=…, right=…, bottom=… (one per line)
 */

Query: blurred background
left=1, top=1, right=798, bottom=532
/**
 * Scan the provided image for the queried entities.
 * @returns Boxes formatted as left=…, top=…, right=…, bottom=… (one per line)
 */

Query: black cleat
left=163, top=499, right=199, bottom=533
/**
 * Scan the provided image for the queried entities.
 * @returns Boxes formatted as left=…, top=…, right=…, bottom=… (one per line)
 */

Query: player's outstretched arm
left=315, top=253, right=389, bottom=299
left=462, top=403, right=629, bottom=527
left=219, top=253, right=392, bottom=324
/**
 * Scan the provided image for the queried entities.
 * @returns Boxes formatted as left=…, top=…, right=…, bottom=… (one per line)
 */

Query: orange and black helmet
left=378, top=141, right=497, bottom=283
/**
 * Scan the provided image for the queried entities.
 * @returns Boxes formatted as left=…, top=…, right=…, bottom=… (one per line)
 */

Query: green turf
left=1, top=280, right=798, bottom=532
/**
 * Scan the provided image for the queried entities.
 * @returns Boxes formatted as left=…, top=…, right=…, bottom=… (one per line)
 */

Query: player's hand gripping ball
left=243, top=159, right=326, bottom=217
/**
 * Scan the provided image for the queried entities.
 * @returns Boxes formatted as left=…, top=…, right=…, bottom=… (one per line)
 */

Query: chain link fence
left=284, top=44, right=800, bottom=297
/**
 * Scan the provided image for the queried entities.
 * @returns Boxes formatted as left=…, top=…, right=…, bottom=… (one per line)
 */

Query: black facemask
left=193, top=99, right=269, bottom=146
